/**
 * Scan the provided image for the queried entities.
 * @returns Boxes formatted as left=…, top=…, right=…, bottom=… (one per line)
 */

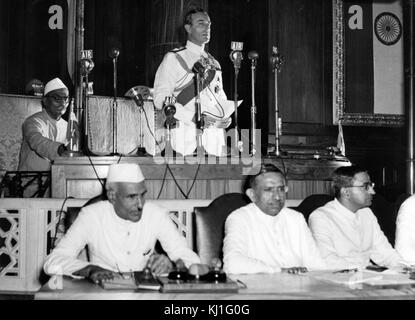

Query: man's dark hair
left=332, top=165, right=367, bottom=198
left=184, top=7, right=208, bottom=26
left=248, top=163, right=286, bottom=189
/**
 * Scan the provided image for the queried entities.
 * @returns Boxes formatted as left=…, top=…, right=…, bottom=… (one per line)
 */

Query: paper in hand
left=202, top=99, right=243, bottom=120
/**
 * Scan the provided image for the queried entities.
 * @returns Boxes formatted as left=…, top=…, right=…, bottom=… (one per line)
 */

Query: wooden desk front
left=51, top=156, right=350, bottom=200
left=35, top=273, right=415, bottom=300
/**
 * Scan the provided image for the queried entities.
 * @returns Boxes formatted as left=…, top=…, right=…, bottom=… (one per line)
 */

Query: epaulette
left=169, top=47, right=186, bottom=53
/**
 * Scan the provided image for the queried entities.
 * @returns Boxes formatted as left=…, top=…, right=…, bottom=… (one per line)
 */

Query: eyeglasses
left=347, top=182, right=375, bottom=191
left=265, top=186, right=288, bottom=193
left=48, top=95, right=69, bottom=103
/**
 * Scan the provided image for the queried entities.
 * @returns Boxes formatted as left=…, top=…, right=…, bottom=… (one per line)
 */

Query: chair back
left=370, top=193, right=402, bottom=246
left=296, top=194, right=333, bottom=222
left=193, top=193, right=250, bottom=265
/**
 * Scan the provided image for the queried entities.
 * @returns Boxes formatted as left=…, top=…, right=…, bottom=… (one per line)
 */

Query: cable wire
left=52, top=196, right=73, bottom=249
left=87, top=154, right=105, bottom=189
left=141, top=105, right=192, bottom=199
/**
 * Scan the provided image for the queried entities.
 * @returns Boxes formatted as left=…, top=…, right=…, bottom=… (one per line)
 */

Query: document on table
left=305, top=269, right=415, bottom=286
left=305, top=270, right=383, bottom=285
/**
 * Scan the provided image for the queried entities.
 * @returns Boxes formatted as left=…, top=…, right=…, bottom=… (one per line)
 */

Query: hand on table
left=147, top=253, right=173, bottom=275
left=73, top=265, right=116, bottom=284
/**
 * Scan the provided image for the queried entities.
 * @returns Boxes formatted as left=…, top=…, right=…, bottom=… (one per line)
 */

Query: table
left=35, top=273, right=415, bottom=300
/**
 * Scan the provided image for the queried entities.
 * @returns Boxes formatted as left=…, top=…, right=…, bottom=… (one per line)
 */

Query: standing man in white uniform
left=153, top=8, right=232, bottom=156
left=43, top=163, right=200, bottom=284
left=223, top=164, right=327, bottom=274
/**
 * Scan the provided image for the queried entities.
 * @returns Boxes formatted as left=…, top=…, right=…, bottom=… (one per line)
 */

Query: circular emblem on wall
left=374, top=12, right=402, bottom=46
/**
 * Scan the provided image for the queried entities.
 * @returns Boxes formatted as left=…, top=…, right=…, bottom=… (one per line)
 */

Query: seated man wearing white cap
left=18, top=77, right=73, bottom=172
left=43, top=163, right=201, bottom=284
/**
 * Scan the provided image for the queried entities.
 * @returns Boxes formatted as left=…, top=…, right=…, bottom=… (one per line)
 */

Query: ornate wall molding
left=332, top=0, right=405, bottom=127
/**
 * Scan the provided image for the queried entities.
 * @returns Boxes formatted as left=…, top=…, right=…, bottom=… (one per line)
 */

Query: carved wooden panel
left=0, top=198, right=211, bottom=292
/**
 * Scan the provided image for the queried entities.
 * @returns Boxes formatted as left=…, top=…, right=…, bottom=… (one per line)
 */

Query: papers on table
left=305, top=269, right=415, bottom=287
left=306, top=270, right=382, bottom=285
left=100, top=272, right=161, bottom=291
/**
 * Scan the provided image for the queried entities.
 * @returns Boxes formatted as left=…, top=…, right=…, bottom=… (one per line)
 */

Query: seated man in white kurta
left=309, top=166, right=405, bottom=270
left=43, top=163, right=200, bottom=284
left=18, top=78, right=72, bottom=172
left=395, top=194, right=415, bottom=265
left=223, top=164, right=327, bottom=274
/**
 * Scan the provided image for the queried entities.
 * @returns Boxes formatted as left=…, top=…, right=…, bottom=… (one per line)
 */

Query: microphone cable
left=186, top=162, right=201, bottom=199
left=156, top=164, right=169, bottom=199
left=52, top=196, right=74, bottom=250
left=87, top=153, right=105, bottom=190
left=140, top=105, right=190, bottom=199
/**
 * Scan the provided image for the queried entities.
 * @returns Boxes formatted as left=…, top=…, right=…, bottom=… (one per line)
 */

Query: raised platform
left=51, top=155, right=350, bottom=199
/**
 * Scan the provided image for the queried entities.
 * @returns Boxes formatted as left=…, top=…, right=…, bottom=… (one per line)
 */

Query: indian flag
left=344, top=0, right=404, bottom=115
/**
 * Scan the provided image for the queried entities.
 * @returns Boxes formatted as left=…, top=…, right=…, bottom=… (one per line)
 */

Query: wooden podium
left=86, top=95, right=164, bottom=156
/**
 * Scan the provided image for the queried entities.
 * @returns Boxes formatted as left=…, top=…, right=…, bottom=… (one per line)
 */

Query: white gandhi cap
left=44, top=78, right=68, bottom=96
left=106, top=163, right=145, bottom=184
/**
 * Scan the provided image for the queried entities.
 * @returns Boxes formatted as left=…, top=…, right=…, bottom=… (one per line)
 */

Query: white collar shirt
left=395, top=195, right=415, bottom=264
left=44, top=201, right=200, bottom=277
left=309, top=199, right=403, bottom=269
left=223, top=203, right=327, bottom=274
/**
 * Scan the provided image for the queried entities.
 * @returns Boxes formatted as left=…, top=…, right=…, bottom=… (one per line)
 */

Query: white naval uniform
left=223, top=203, right=327, bottom=274
left=43, top=201, right=201, bottom=277
left=395, top=195, right=415, bottom=264
left=153, top=40, right=228, bottom=156
left=18, top=109, right=68, bottom=171
left=309, top=199, right=403, bottom=269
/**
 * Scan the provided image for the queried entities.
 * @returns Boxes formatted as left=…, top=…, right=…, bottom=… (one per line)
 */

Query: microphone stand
left=80, top=57, right=94, bottom=156
left=248, top=51, right=259, bottom=156
left=62, top=98, right=83, bottom=157
left=124, top=85, right=152, bottom=156
left=193, top=65, right=205, bottom=156
left=163, top=96, right=176, bottom=158
left=111, top=53, right=120, bottom=156
left=270, top=46, right=285, bottom=157
left=230, top=41, right=244, bottom=155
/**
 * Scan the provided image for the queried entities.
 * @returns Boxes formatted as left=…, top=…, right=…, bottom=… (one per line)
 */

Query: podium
left=86, top=95, right=164, bottom=156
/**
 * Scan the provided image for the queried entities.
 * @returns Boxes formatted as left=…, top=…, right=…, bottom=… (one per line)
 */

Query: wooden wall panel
left=84, top=0, right=148, bottom=96
left=268, top=0, right=332, bottom=128
left=0, top=1, right=10, bottom=93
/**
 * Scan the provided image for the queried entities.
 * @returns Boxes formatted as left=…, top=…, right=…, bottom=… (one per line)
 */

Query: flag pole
left=406, top=0, right=414, bottom=194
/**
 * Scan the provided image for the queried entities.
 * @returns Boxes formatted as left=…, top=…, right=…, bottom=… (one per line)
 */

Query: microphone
left=230, top=41, right=244, bottom=69
left=248, top=50, right=259, bottom=60
left=130, top=87, right=144, bottom=108
left=109, top=47, right=120, bottom=59
left=163, top=96, right=176, bottom=126
left=192, top=61, right=206, bottom=75
left=248, top=50, right=259, bottom=68
left=80, top=58, right=94, bottom=76
left=270, top=46, right=285, bottom=72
